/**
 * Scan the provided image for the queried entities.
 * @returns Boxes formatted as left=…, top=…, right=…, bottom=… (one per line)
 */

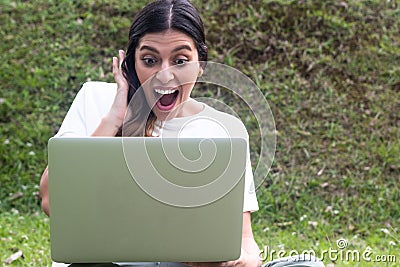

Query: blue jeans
left=262, top=254, right=324, bottom=267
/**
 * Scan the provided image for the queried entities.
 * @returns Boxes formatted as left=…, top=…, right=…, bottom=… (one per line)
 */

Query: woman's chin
left=153, top=105, right=179, bottom=121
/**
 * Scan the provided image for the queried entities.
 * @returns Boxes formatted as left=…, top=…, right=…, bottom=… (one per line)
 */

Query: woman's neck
left=159, top=98, right=204, bottom=121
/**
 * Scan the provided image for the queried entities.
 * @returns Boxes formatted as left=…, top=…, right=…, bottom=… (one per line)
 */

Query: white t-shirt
left=55, top=81, right=259, bottom=212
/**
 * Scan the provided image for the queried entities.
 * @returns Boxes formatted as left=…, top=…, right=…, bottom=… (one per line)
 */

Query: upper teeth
left=155, top=89, right=177, bottom=95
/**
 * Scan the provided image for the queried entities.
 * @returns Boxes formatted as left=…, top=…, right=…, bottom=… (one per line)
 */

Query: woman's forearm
left=241, top=212, right=263, bottom=266
left=91, top=115, right=121, bottom=136
left=39, top=166, right=50, bottom=216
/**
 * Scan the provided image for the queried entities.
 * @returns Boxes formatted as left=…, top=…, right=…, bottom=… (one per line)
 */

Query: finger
left=119, top=50, right=125, bottom=68
left=112, top=57, right=123, bottom=85
left=182, top=262, right=227, bottom=267
left=219, top=261, right=234, bottom=266
left=112, top=56, right=118, bottom=75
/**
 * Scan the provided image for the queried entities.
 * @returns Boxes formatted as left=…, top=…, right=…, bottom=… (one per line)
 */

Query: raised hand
left=91, top=50, right=130, bottom=136
left=109, top=49, right=130, bottom=126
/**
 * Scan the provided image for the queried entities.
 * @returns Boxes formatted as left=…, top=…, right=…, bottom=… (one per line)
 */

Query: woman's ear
left=199, top=59, right=207, bottom=72
left=198, top=67, right=204, bottom=77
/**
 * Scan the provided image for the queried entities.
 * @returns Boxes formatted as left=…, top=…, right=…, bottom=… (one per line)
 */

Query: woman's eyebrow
left=139, top=45, right=193, bottom=53
left=139, top=45, right=159, bottom=53
left=171, top=45, right=192, bottom=53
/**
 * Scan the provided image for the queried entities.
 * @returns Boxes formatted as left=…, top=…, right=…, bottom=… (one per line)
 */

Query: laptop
left=48, top=137, right=247, bottom=263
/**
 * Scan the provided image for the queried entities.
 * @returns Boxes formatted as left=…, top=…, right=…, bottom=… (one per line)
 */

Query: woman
left=40, top=1, right=324, bottom=266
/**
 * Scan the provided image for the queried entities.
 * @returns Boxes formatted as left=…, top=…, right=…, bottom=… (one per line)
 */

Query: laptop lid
left=48, top=137, right=246, bottom=263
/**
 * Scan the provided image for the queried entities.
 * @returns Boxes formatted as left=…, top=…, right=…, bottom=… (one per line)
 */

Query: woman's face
left=135, top=29, right=202, bottom=121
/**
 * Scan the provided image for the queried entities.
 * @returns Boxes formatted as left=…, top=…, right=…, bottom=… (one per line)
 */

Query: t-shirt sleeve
left=221, top=112, right=259, bottom=213
left=54, top=84, right=88, bottom=137
left=54, top=82, right=117, bottom=137
left=242, top=145, right=259, bottom=213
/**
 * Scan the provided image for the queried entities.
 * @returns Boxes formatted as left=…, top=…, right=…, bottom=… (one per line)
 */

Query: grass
left=0, top=212, right=51, bottom=266
left=1, top=0, right=399, bottom=266
left=1, top=212, right=398, bottom=266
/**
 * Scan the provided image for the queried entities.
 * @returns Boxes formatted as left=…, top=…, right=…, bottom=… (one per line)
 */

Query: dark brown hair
left=119, top=0, right=208, bottom=137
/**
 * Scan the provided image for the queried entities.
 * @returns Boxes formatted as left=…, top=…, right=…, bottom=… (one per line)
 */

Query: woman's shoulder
left=76, top=81, right=117, bottom=102
left=200, top=103, right=249, bottom=138
left=202, top=103, right=244, bottom=125
left=80, top=81, right=117, bottom=94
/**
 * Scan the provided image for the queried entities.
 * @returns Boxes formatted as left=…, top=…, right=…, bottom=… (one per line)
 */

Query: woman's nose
left=155, top=65, right=175, bottom=84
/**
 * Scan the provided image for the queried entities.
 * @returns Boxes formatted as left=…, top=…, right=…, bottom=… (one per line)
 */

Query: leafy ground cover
left=1, top=0, right=399, bottom=266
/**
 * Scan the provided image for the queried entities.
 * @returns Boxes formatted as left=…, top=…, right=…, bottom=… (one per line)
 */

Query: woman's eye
left=142, top=58, right=156, bottom=66
left=175, top=58, right=188, bottom=66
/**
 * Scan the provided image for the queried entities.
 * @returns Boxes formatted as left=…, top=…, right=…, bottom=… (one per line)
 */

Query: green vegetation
left=1, top=0, right=399, bottom=266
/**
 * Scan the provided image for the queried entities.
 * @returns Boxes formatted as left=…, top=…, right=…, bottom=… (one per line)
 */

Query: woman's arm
left=221, top=211, right=262, bottom=267
left=91, top=50, right=129, bottom=136
left=235, top=211, right=263, bottom=267
left=39, top=166, right=50, bottom=216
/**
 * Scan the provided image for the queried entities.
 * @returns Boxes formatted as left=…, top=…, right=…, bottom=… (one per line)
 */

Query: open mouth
left=154, top=88, right=179, bottom=111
